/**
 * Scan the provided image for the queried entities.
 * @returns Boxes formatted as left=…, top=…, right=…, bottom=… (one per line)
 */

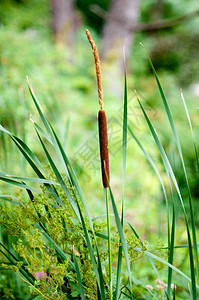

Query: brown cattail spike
left=98, top=110, right=110, bottom=188
left=86, top=29, right=103, bottom=110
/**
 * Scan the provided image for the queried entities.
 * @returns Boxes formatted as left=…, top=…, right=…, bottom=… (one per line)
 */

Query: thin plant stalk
left=105, top=187, right=112, bottom=299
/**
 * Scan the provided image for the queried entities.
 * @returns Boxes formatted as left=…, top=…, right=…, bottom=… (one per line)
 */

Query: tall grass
left=0, top=38, right=198, bottom=299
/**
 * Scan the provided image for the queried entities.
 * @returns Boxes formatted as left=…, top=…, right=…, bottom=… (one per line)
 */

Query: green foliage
left=0, top=0, right=49, bottom=31
left=0, top=177, right=145, bottom=299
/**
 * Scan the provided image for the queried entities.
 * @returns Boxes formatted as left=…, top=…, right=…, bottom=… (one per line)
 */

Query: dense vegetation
left=0, top=0, right=199, bottom=299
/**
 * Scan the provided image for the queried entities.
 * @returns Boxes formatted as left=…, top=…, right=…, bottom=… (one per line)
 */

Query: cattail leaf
left=0, top=176, right=37, bottom=192
left=73, top=253, right=85, bottom=300
left=74, top=201, right=106, bottom=299
left=33, top=122, right=53, bottom=145
left=10, top=136, right=63, bottom=206
left=144, top=250, right=198, bottom=286
left=0, top=131, right=7, bottom=170
left=138, top=99, right=197, bottom=299
left=173, top=284, right=176, bottom=300
left=0, top=125, right=63, bottom=206
left=12, top=136, right=47, bottom=176
left=180, top=91, right=199, bottom=181
left=0, top=243, right=35, bottom=285
left=27, top=79, right=71, bottom=179
left=128, top=126, right=171, bottom=246
left=35, top=129, right=81, bottom=220
left=27, top=78, right=52, bottom=137
left=142, top=45, right=198, bottom=293
left=115, top=69, right=128, bottom=300
left=167, top=204, right=175, bottom=298
left=107, top=183, right=132, bottom=292
left=120, top=291, right=134, bottom=299
left=0, top=195, right=21, bottom=205
left=161, top=244, right=199, bottom=250
left=0, top=171, right=59, bottom=185
left=0, top=125, right=47, bottom=175
left=35, top=224, right=71, bottom=262
left=122, top=70, right=127, bottom=196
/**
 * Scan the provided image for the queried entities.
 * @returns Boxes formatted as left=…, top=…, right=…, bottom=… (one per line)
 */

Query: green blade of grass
left=35, top=224, right=72, bottom=262
left=108, top=183, right=132, bottom=293
left=127, top=222, right=145, bottom=250
left=34, top=122, right=53, bottom=145
left=0, top=195, right=21, bottom=205
left=137, top=99, right=186, bottom=212
left=35, top=129, right=81, bottom=221
left=162, top=244, right=199, bottom=250
left=115, top=246, right=123, bottom=299
left=146, top=255, right=164, bottom=291
left=122, top=70, right=128, bottom=198
left=115, top=69, right=128, bottom=300
left=0, top=172, right=59, bottom=185
left=128, top=125, right=171, bottom=248
left=75, top=200, right=106, bottom=299
left=73, top=253, right=85, bottom=300
left=63, top=116, right=70, bottom=148
left=0, top=125, right=48, bottom=176
left=4, top=132, right=63, bottom=206
left=181, top=90, right=199, bottom=280
left=180, top=91, right=199, bottom=180
left=0, top=176, right=37, bottom=192
left=19, top=87, right=27, bottom=175
left=144, top=250, right=197, bottom=286
left=105, top=187, right=112, bottom=299
left=0, top=243, right=35, bottom=285
left=138, top=99, right=197, bottom=299
left=49, top=125, right=94, bottom=226
left=27, top=78, right=71, bottom=179
left=167, top=204, right=175, bottom=298
left=1, top=131, right=8, bottom=170
left=120, top=291, right=133, bottom=299
left=173, top=284, right=176, bottom=300
left=27, top=78, right=52, bottom=138
left=142, top=45, right=198, bottom=288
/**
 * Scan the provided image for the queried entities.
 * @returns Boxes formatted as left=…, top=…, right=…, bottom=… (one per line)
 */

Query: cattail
left=98, top=110, right=110, bottom=188
left=86, top=29, right=110, bottom=188
left=86, top=30, right=112, bottom=299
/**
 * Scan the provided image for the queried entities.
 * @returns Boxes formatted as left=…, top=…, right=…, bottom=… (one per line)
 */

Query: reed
left=86, top=29, right=112, bottom=299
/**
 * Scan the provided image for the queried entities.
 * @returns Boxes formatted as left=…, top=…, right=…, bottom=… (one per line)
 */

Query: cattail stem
left=105, top=187, right=112, bottom=300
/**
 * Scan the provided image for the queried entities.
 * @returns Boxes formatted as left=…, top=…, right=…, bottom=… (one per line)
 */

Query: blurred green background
left=0, top=0, right=199, bottom=298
